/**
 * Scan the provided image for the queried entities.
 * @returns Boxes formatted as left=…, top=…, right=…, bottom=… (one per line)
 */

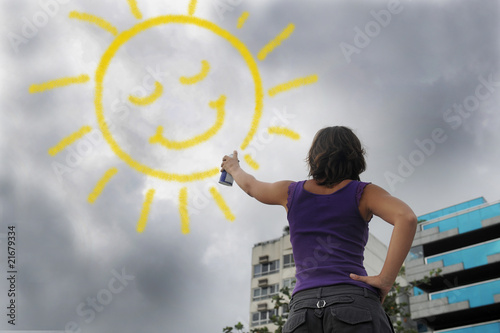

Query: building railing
left=419, top=202, right=500, bottom=234
left=425, top=239, right=500, bottom=269
left=417, top=198, right=486, bottom=222
left=434, top=320, right=500, bottom=333
left=429, top=278, right=500, bottom=308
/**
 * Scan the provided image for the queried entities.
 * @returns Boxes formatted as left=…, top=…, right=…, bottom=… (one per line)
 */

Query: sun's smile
left=149, top=94, right=226, bottom=150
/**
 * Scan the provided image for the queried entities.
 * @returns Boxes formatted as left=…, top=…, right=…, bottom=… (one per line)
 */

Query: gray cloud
left=1, top=0, right=499, bottom=332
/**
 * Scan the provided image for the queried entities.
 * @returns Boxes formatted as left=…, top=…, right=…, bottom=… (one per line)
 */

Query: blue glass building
left=405, top=197, right=500, bottom=332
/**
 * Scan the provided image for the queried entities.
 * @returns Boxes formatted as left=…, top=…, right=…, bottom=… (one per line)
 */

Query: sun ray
left=257, top=23, right=295, bottom=61
left=179, top=187, right=190, bottom=234
left=188, top=0, right=197, bottom=16
left=268, top=127, right=300, bottom=140
left=244, top=154, right=260, bottom=170
left=48, top=125, right=92, bottom=156
left=136, top=189, right=155, bottom=233
left=127, top=0, right=143, bottom=20
left=268, top=74, right=318, bottom=97
left=179, top=60, right=210, bottom=85
left=237, top=11, right=250, bottom=29
left=129, top=81, right=163, bottom=106
left=29, top=74, right=90, bottom=94
left=88, top=167, right=119, bottom=203
left=69, top=11, right=119, bottom=36
left=209, top=187, right=235, bottom=221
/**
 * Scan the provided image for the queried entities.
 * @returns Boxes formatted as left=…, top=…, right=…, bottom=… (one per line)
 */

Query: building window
left=254, top=260, right=280, bottom=277
left=251, top=309, right=279, bottom=327
left=253, top=284, right=279, bottom=301
left=417, top=322, right=429, bottom=332
left=408, top=245, right=423, bottom=261
left=283, top=253, right=295, bottom=268
left=283, top=278, right=296, bottom=291
left=281, top=304, right=290, bottom=318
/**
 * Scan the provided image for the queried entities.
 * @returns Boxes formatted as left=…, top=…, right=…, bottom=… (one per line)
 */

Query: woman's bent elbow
left=394, top=211, right=417, bottom=230
left=405, top=212, right=418, bottom=231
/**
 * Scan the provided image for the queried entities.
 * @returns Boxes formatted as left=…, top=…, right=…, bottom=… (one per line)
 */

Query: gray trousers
left=283, top=284, right=395, bottom=333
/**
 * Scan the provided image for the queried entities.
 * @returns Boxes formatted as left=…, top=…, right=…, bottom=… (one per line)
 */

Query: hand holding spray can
left=219, top=153, right=234, bottom=186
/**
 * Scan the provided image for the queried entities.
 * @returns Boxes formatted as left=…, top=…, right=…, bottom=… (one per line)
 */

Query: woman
left=221, top=126, right=417, bottom=332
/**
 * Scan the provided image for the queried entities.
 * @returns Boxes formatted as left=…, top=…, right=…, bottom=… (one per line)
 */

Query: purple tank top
left=286, top=180, right=379, bottom=295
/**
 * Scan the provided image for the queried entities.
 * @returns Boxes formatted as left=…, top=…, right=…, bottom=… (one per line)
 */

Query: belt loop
left=363, top=288, right=368, bottom=298
left=316, top=287, right=323, bottom=299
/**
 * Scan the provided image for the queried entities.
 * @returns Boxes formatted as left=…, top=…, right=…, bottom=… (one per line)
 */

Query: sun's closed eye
left=129, top=81, right=164, bottom=106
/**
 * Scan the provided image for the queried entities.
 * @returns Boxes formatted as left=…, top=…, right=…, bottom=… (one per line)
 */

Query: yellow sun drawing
left=29, top=0, right=318, bottom=234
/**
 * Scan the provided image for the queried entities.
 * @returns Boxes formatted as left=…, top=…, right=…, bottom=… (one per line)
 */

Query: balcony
left=426, top=239, right=500, bottom=270
left=418, top=197, right=486, bottom=222
left=407, top=216, right=500, bottom=283
left=410, top=279, right=500, bottom=327
left=435, top=320, right=500, bottom=333
left=429, top=279, right=500, bottom=309
left=419, top=202, right=500, bottom=235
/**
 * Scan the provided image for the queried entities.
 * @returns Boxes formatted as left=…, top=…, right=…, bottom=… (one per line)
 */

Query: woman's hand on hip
left=350, top=273, right=393, bottom=303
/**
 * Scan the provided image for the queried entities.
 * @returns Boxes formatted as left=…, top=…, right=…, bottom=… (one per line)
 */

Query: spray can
left=219, top=153, right=234, bottom=186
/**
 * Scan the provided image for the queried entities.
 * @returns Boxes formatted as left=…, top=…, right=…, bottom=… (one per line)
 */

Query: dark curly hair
left=306, top=126, right=366, bottom=187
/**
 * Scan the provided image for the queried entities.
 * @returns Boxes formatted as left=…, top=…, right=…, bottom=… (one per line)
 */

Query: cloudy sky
left=1, top=0, right=499, bottom=331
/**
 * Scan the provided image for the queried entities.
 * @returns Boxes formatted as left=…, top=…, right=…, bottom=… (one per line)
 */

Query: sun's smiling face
left=31, top=1, right=317, bottom=234
left=95, top=15, right=264, bottom=182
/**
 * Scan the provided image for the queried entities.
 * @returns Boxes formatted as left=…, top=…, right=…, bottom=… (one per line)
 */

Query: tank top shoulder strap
left=355, top=181, right=372, bottom=207
left=286, top=180, right=304, bottom=212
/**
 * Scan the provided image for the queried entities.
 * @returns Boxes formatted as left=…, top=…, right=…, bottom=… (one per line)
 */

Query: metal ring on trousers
left=316, top=300, right=326, bottom=308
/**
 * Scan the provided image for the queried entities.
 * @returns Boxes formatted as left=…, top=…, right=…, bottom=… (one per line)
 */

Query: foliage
left=222, top=287, right=290, bottom=333
left=382, top=267, right=442, bottom=333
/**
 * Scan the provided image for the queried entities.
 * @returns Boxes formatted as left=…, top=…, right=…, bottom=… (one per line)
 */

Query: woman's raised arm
left=221, top=151, right=292, bottom=208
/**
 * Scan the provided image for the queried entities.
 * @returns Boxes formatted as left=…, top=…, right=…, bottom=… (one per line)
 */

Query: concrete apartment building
left=249, top=229, right=389, bottom=331
left=405, top=197, right=500, bottom=332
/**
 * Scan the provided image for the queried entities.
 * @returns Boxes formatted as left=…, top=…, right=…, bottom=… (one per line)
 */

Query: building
left=249, top=227, right=390, bottom=331
left=405, top=197, right=500, bottom=332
